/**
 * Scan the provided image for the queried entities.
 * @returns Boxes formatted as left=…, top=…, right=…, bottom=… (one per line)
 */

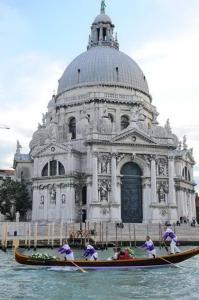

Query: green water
left=0, top=247, right=199, bottom=300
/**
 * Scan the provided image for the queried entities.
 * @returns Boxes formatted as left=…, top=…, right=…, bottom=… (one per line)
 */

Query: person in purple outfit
left=83, top=243, right=98, bottom=261
left=162, top=222, right=180, bottom=254
left=58, top=241, right=74, bottom=261
left=141, top=235, right=156, bottom=258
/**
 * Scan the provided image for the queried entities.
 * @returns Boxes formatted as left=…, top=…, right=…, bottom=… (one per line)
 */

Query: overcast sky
left=0, top=0, right=199, bottom=189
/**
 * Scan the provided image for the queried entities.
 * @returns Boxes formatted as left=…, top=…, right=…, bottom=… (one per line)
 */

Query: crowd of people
left=58, top=222, right=181, bottom=261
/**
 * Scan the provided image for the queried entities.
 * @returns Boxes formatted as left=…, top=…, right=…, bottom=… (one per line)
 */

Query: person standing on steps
left=162, top=222, right=180, bottom=254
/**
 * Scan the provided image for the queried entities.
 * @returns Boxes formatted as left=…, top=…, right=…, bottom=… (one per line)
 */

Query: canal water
left=0, top=246, right=199, bottom=300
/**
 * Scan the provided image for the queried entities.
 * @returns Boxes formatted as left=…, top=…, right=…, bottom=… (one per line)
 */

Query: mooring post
left=25, top=223, right=28, bottom=248
left=134, top=224, right=136, bottom=247
left=129, top=223, right=132, bottom=247
left=28, top=223, right=31, bottom=249
left=94, top=222, right=97, bottom=245
left=87, top=221, right=90, bottom=245
left=60, top=222, right=63, bottom=246
left=51, top=223, right=55, bottom=248
left=105, top=222, right=108, bottom=249
left=34, top=222, right=38, bottom=251
left=47, top=223, right=50, bottom=247
left=102, top=222, right=104, bottom=248
left=115, top=223, right=118, bottom=245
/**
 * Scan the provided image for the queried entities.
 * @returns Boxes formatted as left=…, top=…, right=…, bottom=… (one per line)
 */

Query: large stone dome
left=58, top=46, right=149, bottom=95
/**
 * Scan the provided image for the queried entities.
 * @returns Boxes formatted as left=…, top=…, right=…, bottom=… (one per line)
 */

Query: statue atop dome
left=101, top=0, right=106, bottom=14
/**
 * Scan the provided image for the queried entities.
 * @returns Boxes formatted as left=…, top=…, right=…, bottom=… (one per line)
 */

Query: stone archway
left=121, top=162, right=142, bottom=223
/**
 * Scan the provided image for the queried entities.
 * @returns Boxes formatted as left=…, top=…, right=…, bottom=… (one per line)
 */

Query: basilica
left=14, top=1, right=196, bottom=224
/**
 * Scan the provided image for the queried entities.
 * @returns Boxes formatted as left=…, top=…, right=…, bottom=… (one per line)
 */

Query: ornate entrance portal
left=121, top=162, right=142, bottom=223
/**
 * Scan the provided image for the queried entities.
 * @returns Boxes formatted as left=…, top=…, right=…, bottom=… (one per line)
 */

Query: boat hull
left=15, top=247, right=199, bottom=270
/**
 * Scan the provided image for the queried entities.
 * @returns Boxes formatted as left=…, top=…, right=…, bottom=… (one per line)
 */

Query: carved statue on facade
left=40, top=195, right=44, bottom=206
left=152, top=111, right=159, bottom=125
left=78, top=106, right=90, bottom=137
left=101, top=0, right=106, bottom=14
left=61, top=194, right=66, bottom=204
left=178, top=141, right=182, bottom=150
left=48, top=121, right=58, bottom=142
left=99, top=154, right=110, bottom=173
left=130, top=106, right=140, bottom=124
left=158, top=182, right=168, bottom=202
left=99, top=108, right=112, bottom=134
left=183, top=135, right=188, bottom=150
left=16, top=140, right=22, bottom=154
left=42, top=113, right=47, bottom=126
left=15, top=211, right=20, bottom=222
left=165, top=119, right=172, bottom=134
left=158, top=157, right=168, bottom=176
left=50, top=188, right=56, bottom=204
left=99, top=179, right=111, bottom=202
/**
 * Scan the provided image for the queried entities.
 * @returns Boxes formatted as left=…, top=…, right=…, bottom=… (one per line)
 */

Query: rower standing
left=163, top=222, right=180, bottom=254
left=58, top=241, right=74, bottom=261
left=141, top=235, right=156, bottom=258
left=83, top=244, right=98, bottom=261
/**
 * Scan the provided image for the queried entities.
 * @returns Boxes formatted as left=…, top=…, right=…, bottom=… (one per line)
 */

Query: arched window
left=42, top=163, right=48, bottom=176
left=187, top=170, right=191, bottom=181
left=182, top=166, right=191, bottom=181
left=59, top=162, right=65, bottom=175
left=42, top=160, right=65, bottom=177
left=82, top=186, right=87, bottom=205
left=69, top=117, right=76, bottom=139
left=50, top=160, right=57, bottom=176
left=121, top=115, right=129, bottom=130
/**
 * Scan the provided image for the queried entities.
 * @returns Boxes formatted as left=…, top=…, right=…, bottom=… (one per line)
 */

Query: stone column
left=32, top=186, right=38, bottom=221
left=142, top=179, right=151, bottom=223
left=92, top=152, right=98, bottom=202
left=99, top=27, right=103, bottom=41
left=56, top=186, right=61, bottom=221
left=150, top=156, right=157, bottom=203
left=44, top=188, right=48, bottom=221
left=168, top=156, right=176, bottom=205
left=111, top=153, right=117, bottom=203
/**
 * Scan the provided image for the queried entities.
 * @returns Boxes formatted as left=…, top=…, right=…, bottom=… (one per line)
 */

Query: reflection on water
left=0, top=247, right=199, bottom=300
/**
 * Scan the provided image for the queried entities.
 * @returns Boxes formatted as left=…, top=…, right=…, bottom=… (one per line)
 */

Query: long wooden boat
left=15, top=247, right=199, bottom=270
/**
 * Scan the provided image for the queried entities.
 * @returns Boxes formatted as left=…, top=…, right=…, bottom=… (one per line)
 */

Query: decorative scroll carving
left=116, top=153, right=135, bottom=165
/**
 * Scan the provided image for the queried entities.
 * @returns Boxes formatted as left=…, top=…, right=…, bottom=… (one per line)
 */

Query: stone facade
left=14, top=2, right=196, bottom=224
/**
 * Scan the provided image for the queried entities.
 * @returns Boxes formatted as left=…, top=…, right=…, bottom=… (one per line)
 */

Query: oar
left=158, top=256, right=183, bottom=269
left=70, top=261, right=87, bottom=273
left=161, top=241, right=169, bottom=253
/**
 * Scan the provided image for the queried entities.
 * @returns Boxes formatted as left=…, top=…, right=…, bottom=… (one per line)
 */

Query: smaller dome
left=94, top=14, right=112, bottom=24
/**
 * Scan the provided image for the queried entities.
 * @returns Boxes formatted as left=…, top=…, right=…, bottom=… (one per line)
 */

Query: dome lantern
left=87, top=1, right=119, bottom=50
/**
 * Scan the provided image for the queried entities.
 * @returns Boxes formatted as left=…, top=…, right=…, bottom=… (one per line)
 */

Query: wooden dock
left=1, top=222, right=199, bottom=250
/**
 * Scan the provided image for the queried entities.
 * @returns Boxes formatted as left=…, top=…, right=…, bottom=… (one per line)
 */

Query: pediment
left=111, top=128, right=157, bottom=145
left=31, top=143, right=71, bottom=157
